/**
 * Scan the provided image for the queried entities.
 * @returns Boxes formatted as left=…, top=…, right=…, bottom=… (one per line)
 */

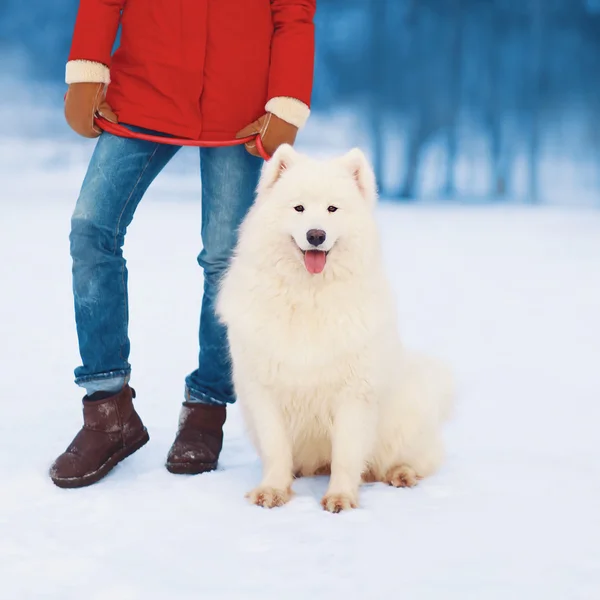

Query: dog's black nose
left=306, top=229, right=326, bottom=247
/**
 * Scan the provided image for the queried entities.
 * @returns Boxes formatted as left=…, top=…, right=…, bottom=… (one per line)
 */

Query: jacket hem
left=108, top=110, right=265, bottom=144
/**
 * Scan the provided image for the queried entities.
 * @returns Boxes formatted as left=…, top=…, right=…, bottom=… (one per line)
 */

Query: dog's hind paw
left=321, top=492, right=358, bottom=513
left=246, top=486, right=292, bottom=509
left=384, top=465, right=421, bottom=488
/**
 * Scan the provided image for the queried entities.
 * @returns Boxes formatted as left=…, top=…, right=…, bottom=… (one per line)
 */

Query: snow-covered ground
left=1, top=154, right=599, bottom=599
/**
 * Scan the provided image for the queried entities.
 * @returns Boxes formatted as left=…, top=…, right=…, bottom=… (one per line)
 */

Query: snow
left=1, top=151, right=600, bottom=600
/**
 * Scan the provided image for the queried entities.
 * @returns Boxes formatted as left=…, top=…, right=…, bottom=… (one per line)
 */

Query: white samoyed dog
left=216, top=145, right=454, bottom=512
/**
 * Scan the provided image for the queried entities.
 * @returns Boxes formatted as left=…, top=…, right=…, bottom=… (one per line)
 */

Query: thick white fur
left=217, top=145, right=454, bottom=512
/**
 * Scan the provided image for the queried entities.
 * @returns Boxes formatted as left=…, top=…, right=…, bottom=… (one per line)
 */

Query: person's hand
left=64, top=82, right=118, bottom=138
left=236, top=113, right=298, bottom=158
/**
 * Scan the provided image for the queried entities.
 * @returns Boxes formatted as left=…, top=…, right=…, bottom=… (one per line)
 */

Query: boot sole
left=51, top=428, right=150, bottom=489
left=165, top=461, right=217, bottom=475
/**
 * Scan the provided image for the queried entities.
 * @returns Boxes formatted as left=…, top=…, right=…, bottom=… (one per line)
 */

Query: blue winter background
left=1, top=3, right=599, bottom=600
left=3, top=0, right=600, bottom=204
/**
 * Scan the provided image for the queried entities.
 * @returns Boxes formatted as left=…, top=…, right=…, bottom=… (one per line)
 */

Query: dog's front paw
left=246, top=486, right=292, bottom=509
left=321, top=492, right=358, bottom=513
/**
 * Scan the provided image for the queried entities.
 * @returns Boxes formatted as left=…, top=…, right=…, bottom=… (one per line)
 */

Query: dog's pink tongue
left=304, top=250, right=327, bottom=274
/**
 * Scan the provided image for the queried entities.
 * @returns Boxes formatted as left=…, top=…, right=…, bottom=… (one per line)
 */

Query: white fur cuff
left=266, top=97, right=311, bottom=129
left=65, top=60, right=110, bottom=85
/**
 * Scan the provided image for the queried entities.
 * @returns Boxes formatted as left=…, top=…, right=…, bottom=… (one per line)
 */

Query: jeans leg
left=185, top=145, right=262, bottom=405
left=71, top=130, right=180, bottom=394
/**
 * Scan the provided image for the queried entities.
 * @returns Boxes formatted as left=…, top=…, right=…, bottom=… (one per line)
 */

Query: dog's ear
left=337, top=148, right=377, bottom=204
left=257, top=144, right=298, bottom=196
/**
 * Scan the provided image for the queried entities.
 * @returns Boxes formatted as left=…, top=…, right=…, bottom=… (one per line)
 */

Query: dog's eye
left=294, top=205, right=305, bottom=213
left=327, top=206, right=338, bottom=213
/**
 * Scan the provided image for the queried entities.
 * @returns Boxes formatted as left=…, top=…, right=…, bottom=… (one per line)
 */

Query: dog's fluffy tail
left=404, top=352, right=455, bottom=424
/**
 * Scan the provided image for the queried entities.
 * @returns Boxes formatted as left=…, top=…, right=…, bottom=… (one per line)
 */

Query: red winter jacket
left=65, top=0, right=316, bottom=140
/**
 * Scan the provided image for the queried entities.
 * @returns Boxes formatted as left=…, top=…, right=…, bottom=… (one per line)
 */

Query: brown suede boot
left=166, top=402, right=226, bottom=474
left=49, top=385, right=149, bottom=488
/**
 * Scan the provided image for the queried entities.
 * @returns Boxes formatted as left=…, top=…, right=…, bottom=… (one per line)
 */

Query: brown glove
left=236, top=113, right=298, bottom=158
left=64, top=82, right=118, bottom=138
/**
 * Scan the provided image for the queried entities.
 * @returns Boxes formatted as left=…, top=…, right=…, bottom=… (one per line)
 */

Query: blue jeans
left=70, top=128, right=262, bottom=404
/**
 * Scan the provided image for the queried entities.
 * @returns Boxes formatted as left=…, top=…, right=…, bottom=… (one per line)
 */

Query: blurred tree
left=527, top=0, right=546, bottom=203
left=482, top=0, right=511, bottom=198
left=368, top=0, right=387, bottom=190
left=443, top=0, right=465, bottom=198
left=398, top=0, right=446, bottom=199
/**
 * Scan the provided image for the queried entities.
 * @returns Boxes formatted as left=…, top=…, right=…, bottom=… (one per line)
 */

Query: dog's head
left=240, top=145, right=379, bottom=280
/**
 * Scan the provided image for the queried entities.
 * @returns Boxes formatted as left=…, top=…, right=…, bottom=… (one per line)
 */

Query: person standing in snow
left=49, top=0, right=316, bottom=488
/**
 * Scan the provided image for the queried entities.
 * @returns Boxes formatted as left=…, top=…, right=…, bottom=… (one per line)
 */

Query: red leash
left=94, top=117, right=271, bottom=160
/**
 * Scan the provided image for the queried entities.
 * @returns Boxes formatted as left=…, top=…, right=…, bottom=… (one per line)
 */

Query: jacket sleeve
left=65, top=0, right=125, bottom=84
left=266, top=0, right=316, bottom=128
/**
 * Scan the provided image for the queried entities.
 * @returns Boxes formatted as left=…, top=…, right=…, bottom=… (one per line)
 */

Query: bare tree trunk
left=490, top=121, right=508, bottom=197
left=369, top=0, right=387, bottom=193
left=398, top=0, right=424, bottom=201
left=528, top=0, right=545, bottom=203
left=443, top=0, right=464, bottom=198
left=399, top=120, right=427, bottom=200
left=486, top=0, right=509, bottom=199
